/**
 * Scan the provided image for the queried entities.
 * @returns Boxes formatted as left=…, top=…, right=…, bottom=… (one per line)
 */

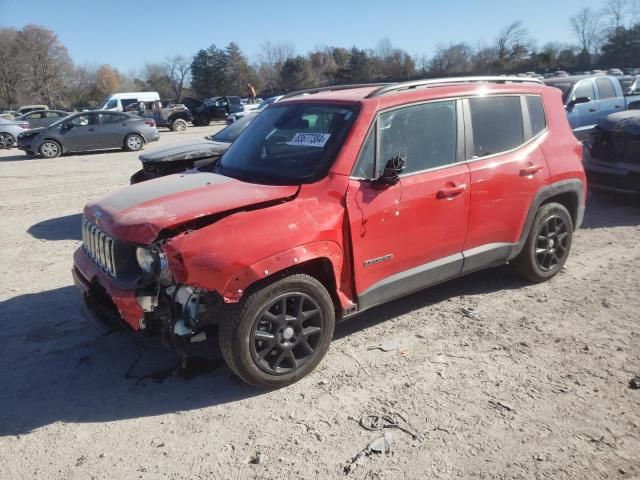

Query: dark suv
left=73, top=77, right=586, bottom=388
left=191, top=96, right=244, bottom=126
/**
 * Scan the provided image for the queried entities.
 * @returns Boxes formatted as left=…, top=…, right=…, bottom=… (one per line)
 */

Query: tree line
left=1, top=0, right=639, bottom=108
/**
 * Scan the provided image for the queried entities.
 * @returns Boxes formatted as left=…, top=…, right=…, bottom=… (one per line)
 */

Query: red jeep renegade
left=73, top=77, right=586, bottom=388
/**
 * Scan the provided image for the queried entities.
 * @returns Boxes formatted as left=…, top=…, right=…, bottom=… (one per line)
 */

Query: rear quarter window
left=468, top=96, right=524, bottom=158
left=595, top=78, right=617, bottom=99
left=526, top=95, right=547, bottom=136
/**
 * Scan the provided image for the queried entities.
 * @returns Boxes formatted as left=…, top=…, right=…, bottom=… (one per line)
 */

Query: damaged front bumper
left=72, top=248, right=145, bottom=331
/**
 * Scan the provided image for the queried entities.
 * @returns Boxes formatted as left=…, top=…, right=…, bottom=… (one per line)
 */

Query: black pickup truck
left=190, top=96, right=244, bottom=126
left=127, top=100, right=192, bottom=131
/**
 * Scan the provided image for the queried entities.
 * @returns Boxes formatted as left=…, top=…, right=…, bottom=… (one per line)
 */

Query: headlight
left=136, top=247, right=156, bottom=273
left=135, top=247, right=172, bottom=283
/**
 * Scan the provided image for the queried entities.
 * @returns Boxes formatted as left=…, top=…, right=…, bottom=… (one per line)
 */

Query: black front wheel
left=513, top=202, right=573, bottom=282
left=219, top=274, right=335, bottom=388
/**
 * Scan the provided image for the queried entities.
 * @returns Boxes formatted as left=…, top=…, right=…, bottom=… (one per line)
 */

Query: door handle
left=588, top=107, right=598, bottom=112
left=520, top=165, right=543, bottom=176
left=436, top=184, right=467, bottom=199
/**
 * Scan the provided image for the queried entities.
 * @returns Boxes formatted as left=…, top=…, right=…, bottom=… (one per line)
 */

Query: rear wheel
left=171, top=118, right=188, bottom=132
left=0, top=132, right=15, bottom=149
left=513, top=202, right=573, bottom=282
left=124, top=134, right=144, bottom=152
left=219, top=274, right=335, bottom=388
left=39, top=140, right=61, bottom=158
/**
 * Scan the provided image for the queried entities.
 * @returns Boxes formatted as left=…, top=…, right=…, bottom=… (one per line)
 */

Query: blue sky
left=1, top=0, right=603, bottom=72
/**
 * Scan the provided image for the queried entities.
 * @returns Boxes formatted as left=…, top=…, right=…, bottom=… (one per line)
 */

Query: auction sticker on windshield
left=287, top=133, right=331, bottom=147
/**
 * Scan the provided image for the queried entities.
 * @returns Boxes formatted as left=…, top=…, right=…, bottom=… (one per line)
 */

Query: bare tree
left=495, top=21, right=532, bottom=63
left=0, top=28, right=22, bottom=107
left=164, top=55, right=191, bottom=100
left=17, top=25, right=73, bottom=105
left=258, top=40, right=295, bottom=92
left=602, top=0, right=628, bottom=29
left=429, top=43, right=473, bottom=75
left=570, top=8, right=602, bottom=58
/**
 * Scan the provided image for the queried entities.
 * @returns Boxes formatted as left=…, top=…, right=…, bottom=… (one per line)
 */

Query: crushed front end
left=72, top=216, right=223, bottom=346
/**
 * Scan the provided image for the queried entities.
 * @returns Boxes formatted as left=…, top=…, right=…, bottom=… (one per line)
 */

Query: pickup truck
left=126, top=100, right=192, bottom=131
left=544, top=75, right=640, bottom=140
left=191, top=96, right=244, bottom=126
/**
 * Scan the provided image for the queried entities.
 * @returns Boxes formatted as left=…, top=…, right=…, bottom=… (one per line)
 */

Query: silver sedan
left=0, top=117, right=30, bottom=149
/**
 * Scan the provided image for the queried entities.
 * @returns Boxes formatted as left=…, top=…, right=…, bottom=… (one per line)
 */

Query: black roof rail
left=365, top=76, right=544, bottom=98
left=280, top=83, right=391, bottom=100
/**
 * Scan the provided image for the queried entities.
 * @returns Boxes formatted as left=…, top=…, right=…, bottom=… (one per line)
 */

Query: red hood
left=84, top=172, right=299, bottom=244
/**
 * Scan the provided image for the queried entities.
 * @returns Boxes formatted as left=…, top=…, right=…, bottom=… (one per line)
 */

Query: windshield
left=210, top=113, right=258, bottom=143
left=546, top=82, right=574, bottom=102
left=219, top=102, right=358, bottom=184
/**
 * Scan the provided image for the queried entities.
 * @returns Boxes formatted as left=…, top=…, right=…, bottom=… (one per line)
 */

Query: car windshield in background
left=546, top=82, right=574, bottom=102
left=219, top=103, right=358, bottom=184
left=210, top=113, right=256, bottom=143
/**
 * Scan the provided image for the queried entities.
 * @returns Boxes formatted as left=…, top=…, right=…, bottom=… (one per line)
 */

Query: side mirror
left=373, top=154, right=406, bottom=187
left=567, top=96, right=591, bottom=108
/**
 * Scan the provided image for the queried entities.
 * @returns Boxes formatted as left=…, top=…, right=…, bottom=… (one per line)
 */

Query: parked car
left=17, top=110, right=159, bottom=158
left=130, top=111, right=259, bottom=183
left=607, top=68, right=624, bottom=76
left=618, top=75, right=640, bottom=95
left=101, top=92, right=160, bottom=112
left=73, top=77, right=586, bottom=388
left=0, top=117, right=30, bottom=148
left=17, top=109, right=69, bottom=128
left=16, top=104, right=49, bottom=115
left=583, top=110, right=640, bottom=194
left=544, top=74, right=640, bottom=140
left=0, top=109, right=16, bottom=120
left=126, top=100, right=192, bottom=131
left=552, top=70, right=569, bottom=77
left=227, top=95, right=283, bottom=124
left=191, top=96, right=244, bottom=126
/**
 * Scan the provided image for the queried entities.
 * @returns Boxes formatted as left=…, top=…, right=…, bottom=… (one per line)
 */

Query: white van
left=101, top=92, right=160, bottom=112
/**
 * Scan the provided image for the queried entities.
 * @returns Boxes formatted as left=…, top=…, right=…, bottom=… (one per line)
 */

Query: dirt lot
left=0, top=126, right=639, bottom=480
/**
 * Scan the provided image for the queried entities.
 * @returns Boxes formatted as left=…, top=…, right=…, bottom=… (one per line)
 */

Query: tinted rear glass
left=469, top=96, right=523, bottom=157
left=526, top=96, right=547, bottom=136
left=596, top=78, right=616, bottom=99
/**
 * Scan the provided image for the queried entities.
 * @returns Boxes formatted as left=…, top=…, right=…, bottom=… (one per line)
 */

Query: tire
left=513, top=202, right=573, bottom=283
left=0, top=132, right=15, bottom=149
left=39, top=140, right=61, bottom=158
left=171, top=118, right=188, bottom=132
left=124, top=134, right=144, bottom=152
left=219, top=274, right=336, bottom=389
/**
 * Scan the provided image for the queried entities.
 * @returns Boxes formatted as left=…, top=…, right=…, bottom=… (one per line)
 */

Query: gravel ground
left=0, top=127, right=639, bottom=480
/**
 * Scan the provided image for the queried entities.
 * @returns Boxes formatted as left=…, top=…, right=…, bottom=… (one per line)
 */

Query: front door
left=60, top=113, right=99, bottom=151
left=346, top=99, right=470, bottom=310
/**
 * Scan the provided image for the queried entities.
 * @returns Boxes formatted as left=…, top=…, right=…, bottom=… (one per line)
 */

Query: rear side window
left=229, top=97, right=241, bottom=105
left=526, top=96, right=547, bottom=136
left=468, top=96, right=523, bottom=158
left=595, top=78, right=616, bottom=99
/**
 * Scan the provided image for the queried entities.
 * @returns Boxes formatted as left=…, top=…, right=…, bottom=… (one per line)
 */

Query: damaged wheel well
left=243, top=258, right=342, bottom=318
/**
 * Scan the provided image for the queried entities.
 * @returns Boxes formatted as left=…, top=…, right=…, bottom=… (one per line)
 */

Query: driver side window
left=573, top=81, right=595, bottom=102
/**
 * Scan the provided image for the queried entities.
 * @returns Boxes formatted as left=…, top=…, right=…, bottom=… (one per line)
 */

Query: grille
left=82, top=217, right=117, bottom=277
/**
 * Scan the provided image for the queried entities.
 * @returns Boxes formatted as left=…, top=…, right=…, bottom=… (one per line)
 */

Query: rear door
left=462, top=94, right=549, bottom=271
left=346, top=99, right=470, bottom=309
left=595, top=77, right=624, bottom=116
left=44, top=111, right=67, bottom=126
left=95, top=112, right=129, bottom=148
left=26, top=111, right=46, bottom=128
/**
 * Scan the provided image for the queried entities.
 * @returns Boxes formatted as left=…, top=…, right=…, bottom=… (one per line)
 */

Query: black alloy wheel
left=535, top=214, right=569, bottom=271
left=250, top=292, right=324, bottom=375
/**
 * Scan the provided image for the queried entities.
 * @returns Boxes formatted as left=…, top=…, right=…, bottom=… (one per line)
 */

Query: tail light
left=144, top=119, right=156, bottom=127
